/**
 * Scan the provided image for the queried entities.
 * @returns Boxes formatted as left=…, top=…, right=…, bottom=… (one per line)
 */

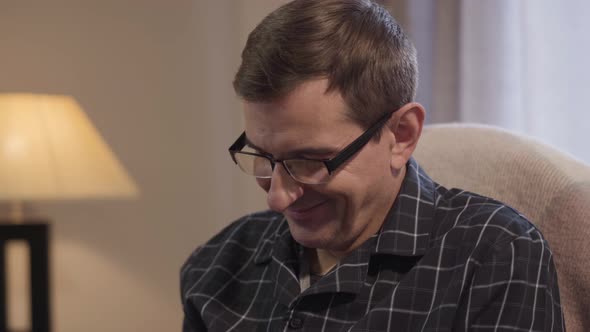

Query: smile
left=285, top=200, right=329, bottom=221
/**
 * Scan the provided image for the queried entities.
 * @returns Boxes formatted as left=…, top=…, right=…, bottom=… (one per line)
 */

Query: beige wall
left=0, top=1, right=286, bottom=331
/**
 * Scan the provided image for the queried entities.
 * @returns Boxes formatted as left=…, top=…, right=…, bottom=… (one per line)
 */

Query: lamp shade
left=0, top=93, right=138, bottom=200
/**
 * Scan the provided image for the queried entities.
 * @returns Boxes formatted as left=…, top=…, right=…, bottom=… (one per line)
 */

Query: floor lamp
left=0, top=93, right=138, bottom=332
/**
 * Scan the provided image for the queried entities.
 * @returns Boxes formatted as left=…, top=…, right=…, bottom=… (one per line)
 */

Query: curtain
left=384, top=0, right=590, bottom=163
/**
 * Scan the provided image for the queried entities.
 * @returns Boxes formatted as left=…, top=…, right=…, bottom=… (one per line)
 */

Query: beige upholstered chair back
left=413, top=123, right=590, bottom=332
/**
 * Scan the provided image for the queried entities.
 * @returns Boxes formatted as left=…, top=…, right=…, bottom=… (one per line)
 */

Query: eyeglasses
left=228, top=110, right=395, bottom=184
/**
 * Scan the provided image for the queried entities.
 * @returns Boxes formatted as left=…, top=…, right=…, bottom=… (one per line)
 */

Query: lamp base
left=0, top=221, right=51, bottom=332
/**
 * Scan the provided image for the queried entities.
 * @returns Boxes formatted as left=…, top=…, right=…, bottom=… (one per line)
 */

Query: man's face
left=243, top=79, right=400, bottom=253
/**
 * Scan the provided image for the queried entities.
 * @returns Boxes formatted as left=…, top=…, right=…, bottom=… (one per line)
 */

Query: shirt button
left=288, top=316, right=304, bottom=329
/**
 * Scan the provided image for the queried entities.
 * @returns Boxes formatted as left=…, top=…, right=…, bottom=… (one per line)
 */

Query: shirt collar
left=373, top=157, right=437, bottom=256
left=253, top=215, right=291, bottom=265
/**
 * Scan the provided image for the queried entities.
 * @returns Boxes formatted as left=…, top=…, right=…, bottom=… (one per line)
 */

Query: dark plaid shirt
left=181, top=158, right=564, bottom=331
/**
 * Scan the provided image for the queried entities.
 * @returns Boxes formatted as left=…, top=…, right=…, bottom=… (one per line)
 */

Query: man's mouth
left=286, top=200, right=328, bottom=220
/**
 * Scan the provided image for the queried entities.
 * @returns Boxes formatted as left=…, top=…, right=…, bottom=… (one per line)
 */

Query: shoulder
left=431, top=186, right=547, bottom=253
left=180, top=210, right=284, bottom=294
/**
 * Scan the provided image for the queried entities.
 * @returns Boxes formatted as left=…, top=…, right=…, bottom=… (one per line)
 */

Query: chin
left=287, top=220, right=337, bottom=249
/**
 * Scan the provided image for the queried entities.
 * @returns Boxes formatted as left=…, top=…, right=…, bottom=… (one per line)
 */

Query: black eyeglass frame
left=228, top=109, right=395, bottom=180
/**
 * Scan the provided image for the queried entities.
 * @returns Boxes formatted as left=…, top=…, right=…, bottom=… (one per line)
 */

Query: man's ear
left=388, top=102, right=425, bottom=170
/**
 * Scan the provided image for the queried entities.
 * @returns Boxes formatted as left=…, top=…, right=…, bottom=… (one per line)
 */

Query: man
left=181, top=0, right=564, bottom=331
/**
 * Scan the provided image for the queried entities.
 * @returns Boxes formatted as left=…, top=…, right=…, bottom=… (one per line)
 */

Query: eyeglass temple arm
left=324, top=111, right=394, bottom=173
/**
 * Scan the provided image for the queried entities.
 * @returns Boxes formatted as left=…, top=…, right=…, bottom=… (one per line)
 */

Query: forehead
left=242, top=79, right=359, bottom=155
left=245, top=79, right=344, bottom=125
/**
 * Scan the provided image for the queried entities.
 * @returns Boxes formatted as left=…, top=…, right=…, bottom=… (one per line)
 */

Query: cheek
left=319, top=174, right=362, bottom=207
left=325, top=162, right=387, bottom=207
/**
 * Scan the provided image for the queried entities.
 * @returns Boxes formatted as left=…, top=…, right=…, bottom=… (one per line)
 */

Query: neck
left=306, top=248, right=340, bottom=275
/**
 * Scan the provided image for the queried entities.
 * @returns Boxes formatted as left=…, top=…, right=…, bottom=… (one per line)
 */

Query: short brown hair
left=233, top=0, right=418, bottom=128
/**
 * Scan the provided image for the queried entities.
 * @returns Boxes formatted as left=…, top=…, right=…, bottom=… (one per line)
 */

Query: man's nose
left=266, top=164, right=303, bottom=213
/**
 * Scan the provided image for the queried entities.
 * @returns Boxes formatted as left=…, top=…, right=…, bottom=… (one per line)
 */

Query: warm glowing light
left=2, top=136, right=27, bottom=159
left=0, top=93, right=138, bottom=200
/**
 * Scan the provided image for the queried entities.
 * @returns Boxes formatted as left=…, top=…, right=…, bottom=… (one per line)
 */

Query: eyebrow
left=244, top=135, right=337, bottom=159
